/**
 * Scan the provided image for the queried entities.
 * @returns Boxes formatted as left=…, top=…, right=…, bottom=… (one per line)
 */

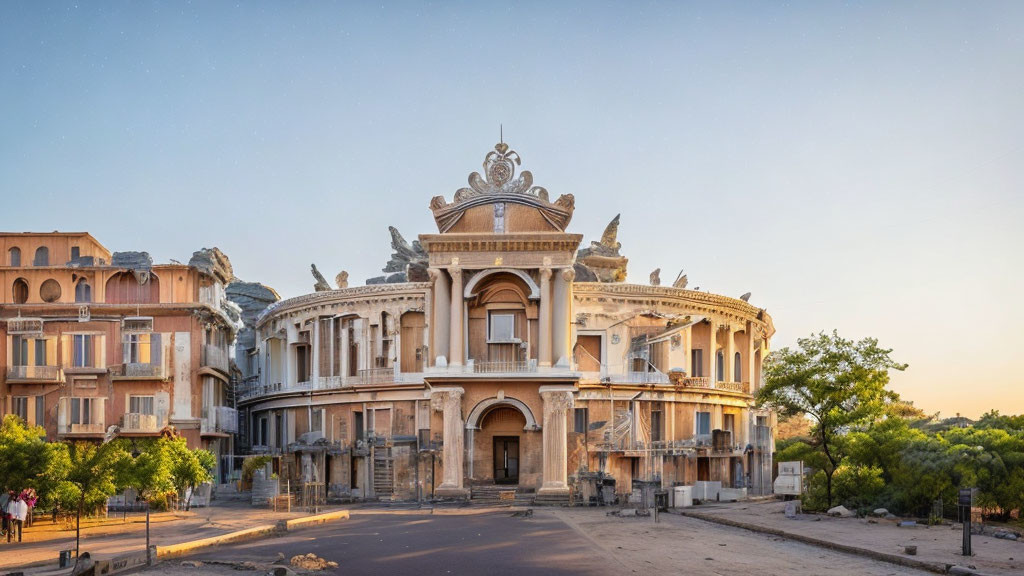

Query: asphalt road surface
left=191, top=512, right=612, bottom=576
left=187, top=510, right=932, bottom=576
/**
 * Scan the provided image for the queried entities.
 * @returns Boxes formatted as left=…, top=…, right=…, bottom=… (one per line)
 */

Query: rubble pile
left=290, top=553, right=338, bottom=571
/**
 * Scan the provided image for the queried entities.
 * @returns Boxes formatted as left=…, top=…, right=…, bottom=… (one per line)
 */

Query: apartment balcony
left=121, top=412, right=161, bottom=433
left=357, top=367, right=395, bottom=385
left=201, top=344, right=229, bottom=374
left=57, top=397, right=106, bottom=435
left=202, top=406, right=238, bottom=435
left=110, top=362, right=168, bottom=380
left=6, top=365, right=64, bottom=383
left=471, top=359, right=538, bottom=374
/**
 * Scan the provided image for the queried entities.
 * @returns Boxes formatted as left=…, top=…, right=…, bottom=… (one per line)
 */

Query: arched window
left=716, top=350, right=725, bottom=382
left=8, top=247, right=20, bottom=267
left=33, top=247, right=49, bottom=266
left=75, top=278, right=92, bottom=303
left=104, top=272, right=159, bottom=304
left=12, top=278, right=29, bottom=304
left=734, top=352, right=742, bottom=382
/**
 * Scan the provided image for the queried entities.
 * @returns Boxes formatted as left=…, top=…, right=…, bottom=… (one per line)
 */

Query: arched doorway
left=481, top=407, right=525, bottom=484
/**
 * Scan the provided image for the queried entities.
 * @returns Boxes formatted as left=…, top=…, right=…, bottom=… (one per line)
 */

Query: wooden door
left=400, top=312, right=425, bottom=373
left=493, top=436, right=520, bottom=484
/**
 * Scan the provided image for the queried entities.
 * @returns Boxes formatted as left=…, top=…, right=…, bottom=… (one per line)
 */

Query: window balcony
left=201, top=344, right=229, bottom=374
left=471, top=359, right=538, bottom=374
left=110, top=361, right=168, bottom=380
left=57, top=397, right=106, bottom=435
left=6, top=365, right=64, bottom=383
left=202, top=406, right=238, bottom=434
left=121, top=412, right=160, bottom=433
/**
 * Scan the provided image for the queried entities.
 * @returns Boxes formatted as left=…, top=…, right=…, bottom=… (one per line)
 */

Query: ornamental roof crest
left=429, top=141, right=575, bottom=233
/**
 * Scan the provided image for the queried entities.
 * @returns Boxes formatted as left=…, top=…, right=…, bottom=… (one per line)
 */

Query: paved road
left=191, top=512, right=612, bottom=576
left=189, top=510, right=933, bottom=576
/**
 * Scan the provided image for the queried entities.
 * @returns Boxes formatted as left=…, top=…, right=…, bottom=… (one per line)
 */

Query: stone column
left=538, top=386, right=575, bottom=496
left=724, top=325, right=735, bottom=382
left=428, top=268, right=450, bottom=366
left=551, top=268, right=574, bottom=368
left=746, top=322, right=757, bottom=393
left=340, top=320, right=350, bottom=381
left=311, top=317, right=320, bottom=383
left=707, top=320, right=717, bottom=381
left=431, top=387, right=467, bottom=497
left=538, top=268, right=552, bottom=367
left=448, top=267, right=464, bottom=367
left=683, top=325, right=693, bottom=375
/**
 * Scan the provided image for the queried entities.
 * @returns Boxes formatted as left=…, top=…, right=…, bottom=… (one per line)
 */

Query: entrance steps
left=533, top=493, right=570, bottom=507
left=469, top=484, right=534, bottom=506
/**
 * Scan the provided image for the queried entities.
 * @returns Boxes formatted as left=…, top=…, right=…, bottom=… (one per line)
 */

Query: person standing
left=7, top=495, right=26, bottom=543
left=0, top=491, right=10, bottom=539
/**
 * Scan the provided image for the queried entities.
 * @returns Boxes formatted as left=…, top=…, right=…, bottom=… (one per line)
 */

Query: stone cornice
left=256, top=283, right=430, bottom=327
left=573, top=282, right=775, bottom=338
left=419, top=233, right=583, bottom=256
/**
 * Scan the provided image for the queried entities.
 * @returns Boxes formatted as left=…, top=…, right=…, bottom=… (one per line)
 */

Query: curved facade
left=236, top=142, right=776, bottom=503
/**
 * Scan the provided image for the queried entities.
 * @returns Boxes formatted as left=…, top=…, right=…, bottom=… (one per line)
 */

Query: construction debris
left=826, top=505, right=854, bottom=518
left=290, top=553, right=338, bottom=571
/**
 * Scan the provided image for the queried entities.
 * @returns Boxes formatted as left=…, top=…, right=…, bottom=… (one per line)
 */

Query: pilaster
left=431, top=387, right=468, bottom=497
left=538, top=386, right=575, bottom=496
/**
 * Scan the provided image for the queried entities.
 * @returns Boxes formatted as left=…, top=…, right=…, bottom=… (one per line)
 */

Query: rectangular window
left=354, top=411, right=364, bottom=441
left=35, top=396, right=44, bottom=426
left=71, top=246, right=80, bottom=260
left=573, top=407, right=589, bottom=434
left=35, top=339, right=47, bottom=366
left=124, top=333, right=153, bottom=364
left=12, top=336, right=28, bottom=366
left=311, top=409, right=324, bottom=434
left=691, top=349, right=704, bottom=377
left=71, top=398, right=95, bottom=425
left=129, top=395, right=155, bottom=415
left=488, top=313, right=516, bottom=342
left=723, top=413, right=735, bottom=432
left=256, top=416, right=268, bottom=445
left=696, top=411, right=711, bottom=436
left=72, top=334, right=95, bottom=368
left=12, top=397, right=29, bottom=422
left=651, top=408, right=664, bottom=443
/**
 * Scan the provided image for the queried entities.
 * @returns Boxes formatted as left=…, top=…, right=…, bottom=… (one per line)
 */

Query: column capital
left=427, top=267, right=443, bottom=282
left=559, top=267, right=575, bottom=283
left=539, top=386, right=576, bottom=413
left=430, top=386, right=464, bottom=412
left=449, top=266, right=463, bottom=276
left=539, top=267, right=553, bottom=281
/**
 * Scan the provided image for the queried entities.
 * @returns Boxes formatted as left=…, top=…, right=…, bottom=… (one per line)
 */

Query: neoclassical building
left=236, top=142, right=776, bottom=503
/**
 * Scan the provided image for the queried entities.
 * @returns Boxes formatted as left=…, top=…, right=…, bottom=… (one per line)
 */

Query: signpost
left=958, top=488, right=974, bottom=556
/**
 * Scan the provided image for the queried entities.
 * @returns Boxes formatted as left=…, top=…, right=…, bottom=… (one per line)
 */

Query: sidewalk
left=1, top=500, right=335, bottom=571
left=677, top=500, right=1023, bottom=576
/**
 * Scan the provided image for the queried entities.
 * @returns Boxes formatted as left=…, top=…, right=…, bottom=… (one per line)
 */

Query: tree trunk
left=72, top=495, right=84, bottom=572
left=820, top=426, right=837, bottom=508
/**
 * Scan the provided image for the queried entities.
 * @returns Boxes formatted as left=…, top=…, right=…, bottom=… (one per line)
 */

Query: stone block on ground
left=826, top=505, right=854, bottom=518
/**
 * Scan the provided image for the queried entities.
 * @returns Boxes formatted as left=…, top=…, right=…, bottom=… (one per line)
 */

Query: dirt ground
left=550, top=508, right=931, bottom=576
left=687, top=500, right=1024, bottom=575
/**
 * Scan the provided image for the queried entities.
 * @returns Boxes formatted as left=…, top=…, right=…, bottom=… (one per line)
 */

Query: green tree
left=757, top=331, right=906, bottom=508
left=62, top=440, right=129, bottom=564
left=165, top=438, right=215, bottom=510
left=117, top=438, right=174, bottom=505
left=0, top=414, right=66, bottom=505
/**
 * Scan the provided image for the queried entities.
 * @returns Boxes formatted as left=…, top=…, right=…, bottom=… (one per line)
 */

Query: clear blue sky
left=2, top=1, right=1022, bottom=418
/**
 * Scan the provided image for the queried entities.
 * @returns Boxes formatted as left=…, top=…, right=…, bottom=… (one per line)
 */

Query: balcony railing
left=472, top=359, right=537, bottom=374
left=202, top=345, right=229, bottom=373
left=57, top=397, right=106, bottom=435
left=121, top=413, right=160, bottom=433
left=202, top=406, right=238, bottom=434
left=110, top=362, right=167, bottom=380
left=357, top=367, right=394, bottom=385
left=6, top=365, right=63, bottom=382
left=625, top=370, right=670, bottom=384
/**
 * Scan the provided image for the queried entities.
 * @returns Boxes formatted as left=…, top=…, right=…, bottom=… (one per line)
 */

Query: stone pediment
left=430, top=142, right=575, bottom=233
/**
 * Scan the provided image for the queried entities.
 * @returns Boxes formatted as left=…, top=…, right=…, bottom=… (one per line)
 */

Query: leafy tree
left=757, top=331, right=906, bottom=507
left=62, top=440, right=129, bottom=564
left=0, top=415, right=66, bottom=506
left=165, top=438, right=215, bottom=510
left=117, top=438, right=174, bottom=506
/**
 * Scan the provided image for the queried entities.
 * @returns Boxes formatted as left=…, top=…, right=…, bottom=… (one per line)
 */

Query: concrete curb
left=678, top=510, right=953, bottom=575
left=347, top=506, right=528, bottom=517
left=157, top=509, right=351, bottom=560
